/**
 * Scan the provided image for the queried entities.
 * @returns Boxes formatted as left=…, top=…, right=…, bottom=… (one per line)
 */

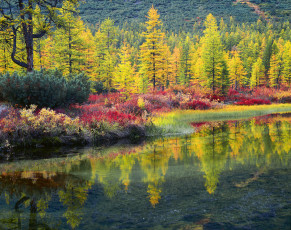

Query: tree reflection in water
left=0, top=113, right=290, bottom=229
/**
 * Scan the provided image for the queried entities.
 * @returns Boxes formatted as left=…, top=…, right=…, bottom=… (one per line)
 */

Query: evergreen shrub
left=0, top=69, right=91, bottom=108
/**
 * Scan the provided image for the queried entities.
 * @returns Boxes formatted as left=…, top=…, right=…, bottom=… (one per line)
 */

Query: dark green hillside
left=251, top=0, right=291, bottom=19
left=78, top=0, right=290, bottom=31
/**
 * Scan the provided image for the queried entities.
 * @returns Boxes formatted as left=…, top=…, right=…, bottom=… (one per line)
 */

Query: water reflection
left=0, top=114, right=290, bottom=229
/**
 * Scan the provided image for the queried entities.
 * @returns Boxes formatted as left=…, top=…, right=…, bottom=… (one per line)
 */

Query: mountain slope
left=78, top=0, right=290, bottom=31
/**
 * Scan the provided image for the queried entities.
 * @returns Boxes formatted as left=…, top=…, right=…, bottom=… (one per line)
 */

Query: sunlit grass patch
left=151, top=104, right=291, bottom=136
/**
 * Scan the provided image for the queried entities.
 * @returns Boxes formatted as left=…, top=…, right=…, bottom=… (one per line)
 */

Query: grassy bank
left=1, top=98, right=291, bottom=151
left=151, top=104, right=291, bottom=135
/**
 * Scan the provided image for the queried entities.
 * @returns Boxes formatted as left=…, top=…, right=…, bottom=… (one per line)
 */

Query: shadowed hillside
left=78, top=0, right=290, bottom=31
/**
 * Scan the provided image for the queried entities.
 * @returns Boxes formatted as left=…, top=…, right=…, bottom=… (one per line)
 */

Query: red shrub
left=117, top=98, right=144, bottom=116
left=155, top=90, right=167, bottom=96
left=183, top=100, right=211, bottom=110
left=80, top=110, right=138, bottom=127
left=88, top=94, right=104, bottom=103
left=228, top=89, right=240, bottom=97
left=143, top=94, right=170, bottom=112
left=234, top=99, right=271, bottom=105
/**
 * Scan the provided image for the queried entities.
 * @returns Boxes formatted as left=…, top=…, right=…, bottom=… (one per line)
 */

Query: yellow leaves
left=229, top=50, right=247, bottom=89
left=113, top=43, right=136, bottom=95
left=137, top=97, right=145, bottom=109
left=140, top=6, right=165, bottom=89
left=145, top=5, right=162, bottom=30
left=19, top=105, right=81, bottom=135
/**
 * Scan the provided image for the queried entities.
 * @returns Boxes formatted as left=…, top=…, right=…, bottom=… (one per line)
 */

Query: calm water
left=0, top=114, right=290, bottom=230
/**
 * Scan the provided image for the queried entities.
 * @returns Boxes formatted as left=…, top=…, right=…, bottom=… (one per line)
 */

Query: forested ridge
left=1, top=2, right=290, bottom=94
left=78, top=0, right=291, bottom=32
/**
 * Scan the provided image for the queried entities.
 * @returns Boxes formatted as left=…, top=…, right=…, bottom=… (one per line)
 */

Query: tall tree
left=229, top=50, right=246, bottom=90
left=250, top=57, right=265, bottom=89
left=160, top=44, right=173, bottom=88
left=0, top=0, right=79, bottom=72
left=114, top=43, right=136, bottom=97
left=140, top=6, right=165, bottom=89
left=262, top=37, right=273, bottom=82
left=282, top=41, right=291, bottom=86
left=179, top=36, right=193, bottom=86
left=81, top=28, right=96, bottom=79
left=53, top=1, right=86, bottom=75
left=94, top=18, right=118, bottom=88
left=169, top=46, right=181, bottom=85
left=201, top=14, right=224, bottom=94
left=269, top=40, right=284, bottom=88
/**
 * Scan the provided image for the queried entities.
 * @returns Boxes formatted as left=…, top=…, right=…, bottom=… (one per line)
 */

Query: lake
left=0, top=113, right=290, bottom=230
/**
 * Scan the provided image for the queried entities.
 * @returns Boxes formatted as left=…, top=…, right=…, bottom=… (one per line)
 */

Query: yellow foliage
left=20, top=105, right=81, bottom=135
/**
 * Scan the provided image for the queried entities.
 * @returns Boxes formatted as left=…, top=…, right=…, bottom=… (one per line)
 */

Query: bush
left=80, top=110, right=138, bottom=127
left=234, top=99, right=271, bottom=105
left=66, top=73, right=91, bottom=104
left=183, top=100, right=211, bottom=110
left=117, top=98, right=144, bottom=116
left=0, top=69, right=91, bottom=108
left=0, top=105, right=85, bottom=147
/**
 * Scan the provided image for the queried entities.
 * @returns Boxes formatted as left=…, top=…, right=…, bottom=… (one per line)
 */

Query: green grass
left=150, top=104, right=291, bottom=136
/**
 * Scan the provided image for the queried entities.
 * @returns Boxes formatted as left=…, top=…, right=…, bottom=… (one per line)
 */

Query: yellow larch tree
left=282, top=41, right=291, bottom=86
left=140, top=6, right=165, bottom=90
left=250, top=57, right=265, bottom=89
left=269, top=39, right=284, bottom=88
left=94, top=18, right=118, bottom=88
left=113, top=43, right=136, bottom=97
left=169, top=46, right=181, bottom=85
left=229, top=50, right=246, bottom=90
left=81, top=28, right=96, bottom=80
left=159, top=44, right=173, bottom=88
left=191, top=46, right=205, bottom=86
left=52, top=1, right=87, bottom=75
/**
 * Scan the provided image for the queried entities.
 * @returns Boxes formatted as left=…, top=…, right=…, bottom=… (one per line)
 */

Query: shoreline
left=152, top=103, right=291, bottom=135
left=1, top=103, right=291, bottom=152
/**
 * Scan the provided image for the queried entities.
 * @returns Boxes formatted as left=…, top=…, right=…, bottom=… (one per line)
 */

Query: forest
left=0, top=0, right=290, bottom=149
left=78, top=0, right=291, bottom=32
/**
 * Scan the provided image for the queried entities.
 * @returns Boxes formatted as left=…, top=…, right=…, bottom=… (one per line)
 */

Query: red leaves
left=117, top=98, right=143, bottom=116
left=228, top=89, right=240, bottom=97
left=183, top=100, right=211, bottom=110
left=80, top=110, right=137, bottom=127
left=234, top=99, right=271, bottom=105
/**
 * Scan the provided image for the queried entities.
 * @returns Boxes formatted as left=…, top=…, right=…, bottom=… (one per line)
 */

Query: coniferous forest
left=0, top=0, right=290, bottom=148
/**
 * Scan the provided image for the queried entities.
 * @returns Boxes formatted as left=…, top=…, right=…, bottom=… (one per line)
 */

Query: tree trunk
left=153, top=42, right=156, bottom=89
left=18, top=0, right=34, bottom=72
left=26, top=37, right=34, bottom=72
left=69, top=24, right=72, bottom=74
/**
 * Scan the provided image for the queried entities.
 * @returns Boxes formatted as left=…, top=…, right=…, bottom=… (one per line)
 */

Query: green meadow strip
left=151, top=104, right=291, bottom=136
